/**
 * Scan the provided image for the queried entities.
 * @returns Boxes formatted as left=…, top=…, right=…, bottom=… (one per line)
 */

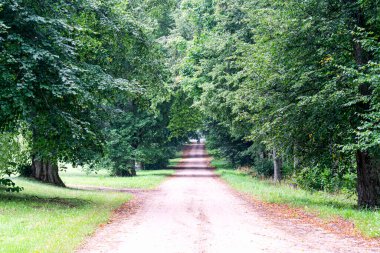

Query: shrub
left=251, top=158, right=273, bottom=177
left=295, top=166, right=332, bottom=191
left=0, top=130, right=29, bottom=192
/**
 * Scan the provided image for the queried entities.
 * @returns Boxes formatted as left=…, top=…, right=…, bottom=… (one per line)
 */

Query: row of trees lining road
left=1, top=0, right=379, bottom=208
left=0, top=0, right=186, bottom=188
left=163, top=0, right=380, bottom=208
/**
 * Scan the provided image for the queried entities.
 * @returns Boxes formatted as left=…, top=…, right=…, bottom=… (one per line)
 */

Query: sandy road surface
left=77, top=144, right=379, bottom=253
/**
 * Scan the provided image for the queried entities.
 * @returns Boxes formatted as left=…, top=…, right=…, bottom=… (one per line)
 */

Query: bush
left=341, top=172, right=357, bottom=194
left=294, top=163, right=358, bottom=193
left=0, top=130, right=30, bottom=192
left=144, top=160, right=169, bottom=170
left=296, top=166, right=331, bottom=191
left=281, top=161, right=295, bottom=179
left=0, top=132, right=29, bottom=176
left=18, top=164, right=33, bottom=177
left=251, top=158, right=273, bottom=177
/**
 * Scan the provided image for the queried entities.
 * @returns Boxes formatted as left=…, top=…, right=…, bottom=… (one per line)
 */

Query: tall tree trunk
left=273, top=148, right=282, bottom=182
left=356, top=151, right=380, bottom=207
left=31, top=157, right=65, bottom=187
left=349, top=5, right=380, bottom=207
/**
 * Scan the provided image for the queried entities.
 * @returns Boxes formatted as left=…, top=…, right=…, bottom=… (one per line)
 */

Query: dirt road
left=77, top=144, right=379, bottom=253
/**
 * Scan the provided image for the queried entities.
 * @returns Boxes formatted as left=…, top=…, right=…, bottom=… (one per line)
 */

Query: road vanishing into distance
left=77, top=143, right=378, bottom=253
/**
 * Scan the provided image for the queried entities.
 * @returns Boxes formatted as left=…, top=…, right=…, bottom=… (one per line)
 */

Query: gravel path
left=77, top=143, right=379, bottom=253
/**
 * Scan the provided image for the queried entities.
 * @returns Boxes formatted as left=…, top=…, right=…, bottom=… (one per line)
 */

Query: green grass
left=61, top=167, right=174, bottom=189
left=61, top=153, right=181, bottom=189
left=0, top=153, right=182, bottom=253
left=0, top=178, right=131, bottom=253
left=212, top=158, right=380, bottom=238
left=168, top=151, right=183, bottom=167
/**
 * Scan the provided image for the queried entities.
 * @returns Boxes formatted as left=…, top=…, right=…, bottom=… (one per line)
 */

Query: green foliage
left=0, top=131, right=29, bottom=176
left=252, top=158, right=273, bottom=178
left=0, top=0, right=116, bottom=165
left=103, top=99, right=181, bottom=175
left=0, top=0, right=379, bottom=207
left=0, top=178, right=23, bottom=192
left=168, top=92, right=203, bottom=140
left=296, top=165, right=358, bottom=193
left=167, top=0, right=380, bottom=202
left=0, top=129, right=29, bottom=191
left=296, top=167, right=335, bottom=192
left=0, top=0, right=183, bottom=182
left=204, top=120, right=254, bottom=166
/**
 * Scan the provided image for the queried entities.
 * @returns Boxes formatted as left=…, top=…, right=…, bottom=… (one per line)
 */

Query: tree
left=0, top=0, right=157, bottom=185
left=167, top=0, right=380, bottom=207
left=94, top=0, right=183, bottom=176
left=347, top=1, right=380, bottom=207
left=168, top=92, right=203, bottom=140
left=2, top=0, right=379, bottom=206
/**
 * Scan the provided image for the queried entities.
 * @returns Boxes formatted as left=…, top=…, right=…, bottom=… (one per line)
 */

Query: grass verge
left=0, top=149, right=181, bottom=253
left=212, top=158, right=380, bottom=238
left=168, top=151, right=183, bottom=167
left=61, top=151, right=181, bottom=189
left=0, top=178, right=131, bottom=253
left=61, top=168, right=174, bottom=190
left=0, top=151, right=183, bottom=253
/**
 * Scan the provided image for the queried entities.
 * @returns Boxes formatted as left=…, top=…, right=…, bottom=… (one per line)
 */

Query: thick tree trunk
left=31, top=157, right=65, bottom=187
left=356, top=151, right=380, bottom=207
left=273, top=148, right=282, bottom=182
left=354, top=74, right=380, bottom=207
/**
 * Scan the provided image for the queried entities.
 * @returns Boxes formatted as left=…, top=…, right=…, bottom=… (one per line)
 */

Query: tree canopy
left=1, top=0, right=380, bottom=207
left=163, top=0, right=380, bottom=207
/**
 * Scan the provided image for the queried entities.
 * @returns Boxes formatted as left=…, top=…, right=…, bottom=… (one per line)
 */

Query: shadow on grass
left=0, top=192, right=92, bottom=208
